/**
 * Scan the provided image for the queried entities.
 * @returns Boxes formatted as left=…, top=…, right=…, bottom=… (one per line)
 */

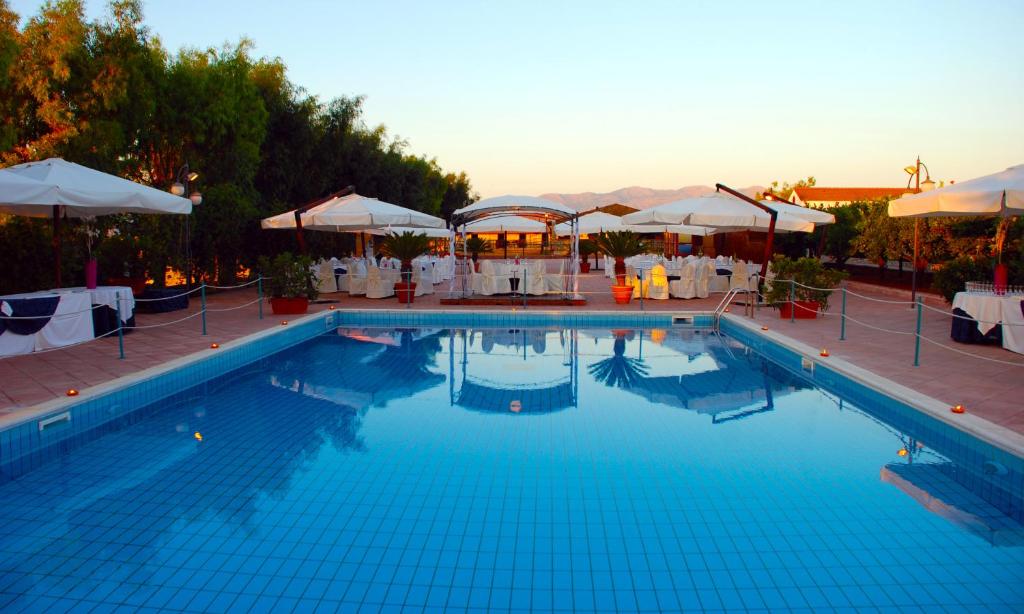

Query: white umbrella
left=760, top=200, right=835, bottom=226
left=888, top=164, right=1024, bottom=218
left=261, top=193, right=444, bottom=230
left=365, top=226, right=451, bottom=238
left=621, top=192, right=815, bottom=233
left=0, top=158, right=193, bottom=286
left=0, top=158, right=192, bottom=217
left=889, top=163, right=1024, bottom=299
left=554, top=211, right=718, bottom=236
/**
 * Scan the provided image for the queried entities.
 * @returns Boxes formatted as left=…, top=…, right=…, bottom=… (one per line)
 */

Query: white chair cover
left=545, top=260, right=565, bottom=294
left=670, top=262, right=697, bottom=299
left=365, top=265, right=395, bottom=299
left=648, top=264, right=669, bottom=300
left=348, top=260, right=367, bottom=295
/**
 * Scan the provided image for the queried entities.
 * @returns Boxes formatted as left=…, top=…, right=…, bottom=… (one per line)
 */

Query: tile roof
left=790, top=187, right=916, bottom=202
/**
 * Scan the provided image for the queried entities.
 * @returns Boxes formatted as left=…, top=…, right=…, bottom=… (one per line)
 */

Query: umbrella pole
left=911, top=219, right=919, bottom=304
left=52, top=205, right=62, bottom=287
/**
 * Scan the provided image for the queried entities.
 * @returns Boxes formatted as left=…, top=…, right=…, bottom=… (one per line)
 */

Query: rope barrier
left=129, top=310, right=205, bottom=330
left=205, top=278, right=262, bottom=290
left=839, top=287, right=916, bottom=305
left=0, top=327, right=122, bottom=360
left=916, top=334, right=1024, bottom=367
left=204, top=297, right=264, bottom=312
left=0, top=302, right=106, bottom=319
left=132, top=287, right=201, bottom=302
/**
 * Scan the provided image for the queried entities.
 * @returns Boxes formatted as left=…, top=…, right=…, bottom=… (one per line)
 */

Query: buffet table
left=0, top=286, right=136, bottom=357
left=951, top=292, right=1024, bottom=354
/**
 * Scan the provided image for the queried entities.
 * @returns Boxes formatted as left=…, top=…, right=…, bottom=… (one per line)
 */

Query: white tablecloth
left=0, top=291, right=94, bottom=357
left=953, top=292, right=1024, bottom=354
left=52, top=286, right=135, bottom=323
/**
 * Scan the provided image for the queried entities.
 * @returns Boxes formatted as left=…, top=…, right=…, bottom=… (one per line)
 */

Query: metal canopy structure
left=450, top=195, right=581, bottom=299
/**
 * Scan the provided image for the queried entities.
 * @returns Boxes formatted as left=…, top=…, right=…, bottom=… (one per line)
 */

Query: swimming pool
left=0, top=322, right=1022, bottom=612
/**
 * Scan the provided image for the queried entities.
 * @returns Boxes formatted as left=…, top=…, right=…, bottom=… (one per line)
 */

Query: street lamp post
left=171, top=164, right=202, bottom=291
left=904, top=157, right=935, bottom=303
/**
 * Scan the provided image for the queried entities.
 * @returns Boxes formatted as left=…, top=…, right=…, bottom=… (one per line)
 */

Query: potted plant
left=258, top=252, right=319, bottom=315
left=592, top=231, right=647, bottom=304
left=381, top=231, right=432, bottom=304
left=763, top=255, right=847, bottom=319
left=578, top=239, right=598, bottom=273
left=465, top=236, right=491, bottom=272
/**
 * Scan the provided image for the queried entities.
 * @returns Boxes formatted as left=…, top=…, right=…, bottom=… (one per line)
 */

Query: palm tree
left=591, top=231, right=646, bottom=285
left=587, top=335, right=649, bottom=389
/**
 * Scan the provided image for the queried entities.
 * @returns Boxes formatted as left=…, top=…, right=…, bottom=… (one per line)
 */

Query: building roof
left=790, top=186, right=916, bottom=202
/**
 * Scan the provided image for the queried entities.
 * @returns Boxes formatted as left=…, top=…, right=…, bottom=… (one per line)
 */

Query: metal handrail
left=713, top=288, right=741, bottom=329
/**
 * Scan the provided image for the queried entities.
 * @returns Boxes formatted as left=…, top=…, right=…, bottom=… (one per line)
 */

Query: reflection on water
left=0, top=325, right=1020, bottom=610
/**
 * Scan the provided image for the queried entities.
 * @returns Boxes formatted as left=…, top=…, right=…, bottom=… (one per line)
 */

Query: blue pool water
left=1, top=325, right=1022, bottom=612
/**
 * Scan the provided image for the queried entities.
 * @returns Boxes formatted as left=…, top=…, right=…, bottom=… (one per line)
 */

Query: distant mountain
left=540, top=185, right=766, bottom=212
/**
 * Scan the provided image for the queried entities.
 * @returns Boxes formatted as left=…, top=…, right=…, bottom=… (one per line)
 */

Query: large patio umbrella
left=889, top=164, right=1024, bottom=298
left=760, top=200, right=835, bottom=226
left=0, top=158, right=192, bottom=286
left=621, top=188, right=815, bottom=278
left=554, top=211, right=718, bottom=236
left=261, top=191, right=445, bottom=253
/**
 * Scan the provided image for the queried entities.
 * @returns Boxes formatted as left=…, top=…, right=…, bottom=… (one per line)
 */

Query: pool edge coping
left=723, top=313, right=1024, bottom=457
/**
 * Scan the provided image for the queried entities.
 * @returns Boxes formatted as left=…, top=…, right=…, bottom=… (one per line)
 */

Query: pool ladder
left=713, top=286, right=755, bottom=330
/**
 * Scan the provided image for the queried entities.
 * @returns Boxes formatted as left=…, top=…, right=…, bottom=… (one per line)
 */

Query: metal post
left=913, top=295, right=922, bottom=367
left=406, top=270, right=412, bottom=310
left=839, top=286, right=847, bottom=341
left=523, top=266, right=527, bottom=309
left=911, top=218, right=919, bottom=306
left=789, top=279, right=796, bottom=323
left=200, top=283, right=207, bottom=336
left=257, top=275, right=263, bottom=320
left=639, top=268, right=645, bottom=311
left=115, top=291, right=125, bottom=359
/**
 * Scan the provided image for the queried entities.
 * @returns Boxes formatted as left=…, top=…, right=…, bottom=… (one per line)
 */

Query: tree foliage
left=0, top=0, right=476, bottom=292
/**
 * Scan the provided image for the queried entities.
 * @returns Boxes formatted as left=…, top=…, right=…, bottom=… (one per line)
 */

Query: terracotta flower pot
left=779, top=300, right=819, bottom=319
left=270, top=297, right=309, bottom=315
left=396, top=281, right=416, bottom=304
left=580, top=261, right=591, bottom=274
left=611, top=285, right=633, bottom=305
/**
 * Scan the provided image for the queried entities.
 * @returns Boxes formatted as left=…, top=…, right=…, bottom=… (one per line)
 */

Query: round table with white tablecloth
left=0, top=290, right=94, bottom=357
left=951, top=291, right=1024, bottom=353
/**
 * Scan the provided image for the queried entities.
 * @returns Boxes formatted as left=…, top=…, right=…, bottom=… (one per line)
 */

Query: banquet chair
left=729, top=260, right=749, bottom=292
left=347, top=260, right=367, bottom=296
left=413, top=265, right=434, bottom=296
left=696, top=260, right=715, bottom=299
left=545, top=260, right=565, bottom=294
left=647, top=264, right=670, bottom=300
left=669, top=261, right=697, bottom=299
left=316, top=260, right=337, bottom=293
left=477, top=260, right=512, bottom=296
left=365, top=265, right=395, bottom=299
left=522, top=260, right=546, bottom=296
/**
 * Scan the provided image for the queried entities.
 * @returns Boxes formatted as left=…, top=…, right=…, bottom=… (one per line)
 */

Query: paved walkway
left=2, top=270, right=1022, bottom=437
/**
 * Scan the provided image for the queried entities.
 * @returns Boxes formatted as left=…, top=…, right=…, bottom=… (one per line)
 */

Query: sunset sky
left=10, top=0, right=1024, bottom=197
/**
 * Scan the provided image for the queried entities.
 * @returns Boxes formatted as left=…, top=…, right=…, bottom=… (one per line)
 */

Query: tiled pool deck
left=2, top=271, right=1023, bottom=439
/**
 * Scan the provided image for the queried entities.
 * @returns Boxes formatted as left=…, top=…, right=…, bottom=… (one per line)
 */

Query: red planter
left=396, top=282, right=416, bottom=304
left=580, top=261, right=591, bottom=274
left=611, top=285, right=633, bottom=304
left=270, top=297, right=309, bottom=315
left=779, top=300, right=820, bottom=319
